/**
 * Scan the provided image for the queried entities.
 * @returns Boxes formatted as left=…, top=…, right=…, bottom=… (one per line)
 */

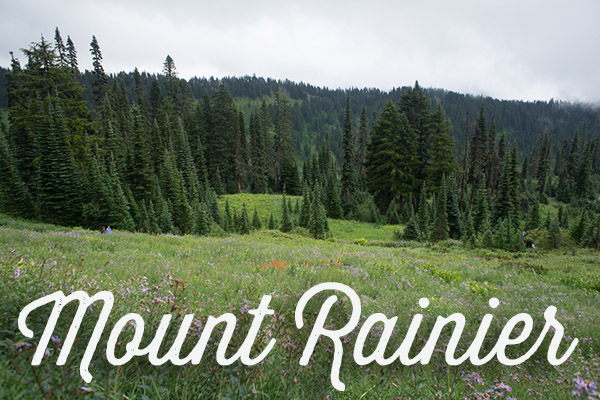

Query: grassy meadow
left=1, top=202, right=599, bottom=399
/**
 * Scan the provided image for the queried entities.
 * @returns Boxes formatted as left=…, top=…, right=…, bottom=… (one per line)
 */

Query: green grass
left=219, top=193, right=301, bottom=223
left=0, top=213, right=599, bottom=399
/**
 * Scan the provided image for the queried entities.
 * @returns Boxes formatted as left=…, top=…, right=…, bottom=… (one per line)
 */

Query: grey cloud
left=1, top=0, right=599, bottom=102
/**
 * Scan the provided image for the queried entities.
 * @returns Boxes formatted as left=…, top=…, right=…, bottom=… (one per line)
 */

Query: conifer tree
left=325, top=165, right=343, bottom=219
left=417, top=185, right=430, bottom=238
left=299, top=184, right=312, bottom=228
left=268, top=212, right=276, bottom=230
left=36, top=101, right=84, bottom=226
left=446, top=175, right=462, bottom=239
left=341, top=93, right=357, bottom=215
left=223, top=199, right=233, bottom=232
left=468, top=106, right=488, bottom=203
left=0, top=122, right=34, bottom=218
left=66, top=36, right=79, bottom=78
left=249, top=110, right=267, bottom=193
left=462, top=212, right=476, bottom=245
left=239, top=203, right=251, bottom=234
left=193, top=201, right=209, bottom=235
left=252, top=206, right=262, bottom=230
left=386, top=199, right=400, bottom=225
left=430, top=177, right=449, bottom=241
left=280, top=193, right=294, bottom=232
left=89, top=35, right=110, bottom=108
left=399, top=81, right=431, bottom=187
left=366, top=100, right=418, bottom=210
left=428, top=103, right=457, bottom=190
left=273, top=84, right=295, bottom=191
left=472, top=180, right=491, bottom=234
left=356, top=105, right=369, bottom=189
left=402, top=208, right=421, bottom=241
left=309, top=190, right=330, bottom=239
left=570, top=211, right=587, bottom=244
left=526, top=200, right=542, bottom=231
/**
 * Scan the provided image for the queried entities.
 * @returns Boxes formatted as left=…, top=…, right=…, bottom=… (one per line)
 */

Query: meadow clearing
left=0, top=200, right=599, bottom=399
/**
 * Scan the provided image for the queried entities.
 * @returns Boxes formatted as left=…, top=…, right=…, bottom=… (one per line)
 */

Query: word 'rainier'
left=18, top=282, right=578, bottom=391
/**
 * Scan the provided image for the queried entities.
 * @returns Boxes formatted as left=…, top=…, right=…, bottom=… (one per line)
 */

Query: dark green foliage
left=416, top=185, right=430, bottom=238
left=570, top=211, right=588, bottom=244
left=428, top=103, right=457, bottom=190
left=469, top=106, right=488, bottom=192
left=36, top=102, right=84, bottom=226
left=472, top=181, right=490, bottom=234
left=399, top=81, right=431, bottom=188
left=402, top=209, right=420, bottom=241
left=0, top=121, right=34, bottom=217
left=325, top=167, right=343, bottom=219
left=366, top=100, right=418, bottom=210
left=386, top=199, right=400, bottom=225
left=268, top=212, right=276, bottom=230
left=446, top=176, right=462, bottom=239
left=430, top=177, right=449, bottom=242
left=462, top=212, right=476, bottom=245
left=341, top=93, right=357, bottom=215
left=252, top=206, right=262, bottom=230
left=238, top=203, right=251, bottom=234
left=193, top=201, right=209, bottom=236
left=526, top=201, right=542, bottom=231
left=299, top=185, right=312, bottom=228
left=280, top=194, right=294, bottom=232
left=309, top=194, right=329, bottom=239
left=223, top=199, right=233, bottom=232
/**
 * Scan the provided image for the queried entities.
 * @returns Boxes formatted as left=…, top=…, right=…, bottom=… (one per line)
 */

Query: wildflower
left=12, top=341, right=32, bottom=350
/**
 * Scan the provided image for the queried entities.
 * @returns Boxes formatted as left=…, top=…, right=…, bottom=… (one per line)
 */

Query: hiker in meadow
left=106, top=225, right=112, bottom=234
left=100, top=226, right=106, bottom=234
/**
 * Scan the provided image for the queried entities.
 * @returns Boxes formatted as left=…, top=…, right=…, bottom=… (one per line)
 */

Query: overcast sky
left=1, top=0, right=599, bottom=103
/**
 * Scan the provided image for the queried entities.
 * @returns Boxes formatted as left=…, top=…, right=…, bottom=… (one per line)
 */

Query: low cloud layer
left=1, top=0, right=599, bottom=102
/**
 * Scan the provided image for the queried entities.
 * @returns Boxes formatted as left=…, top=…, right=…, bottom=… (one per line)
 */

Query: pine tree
left=252, top=206, right=262, bottom=230
left=526, top=200, right=542, bottom=231
left=417, top=185, right=430, bottom=237
left=570, top=211, right=588, bottom=244
left=366, top=100, right=418, bottom=210
left=268, top=212, right=276, bottom=230
left=193, top=202, right=209, bottom=235
left=430, top=177, right=449, bottom=241
left=249, top=110, right=267, bottom=193
left=468, top=106, right=488, bottom=203
left=309, top=190, right=330, bottom=239
left=36, top=101, right=84, bottom=226
left=472, top=181, right=491, bottom=234
left=462, top=212, right=476, bottom=245
left=89, top=35, right=110, bottom=108
left=402, top=208, right=421, bottom=241
left=386, top=199, right=400, bottom=225
left=239, top=203, right=251, bottom=234
left=0, top=122, right=34, bottom=218
left=535, top=132, right=551, bottom=195
left=446, top=175, right=462, bottom=239
left=356, top=105, right=370, bottom=189
left=428, top=103, right=457, bottom=190
left=341, top=93, right=357, bottom=215
left=325, top=165, right=343, bottom=219
left=299, top=184, right=312, bottom=228
left=273, top=84, right=295, bottom=192
left=223, top=199, right=233, bottom=232
left=280, top=194, right=294, bottom=232
left=399, top=81, right=431, bottom=188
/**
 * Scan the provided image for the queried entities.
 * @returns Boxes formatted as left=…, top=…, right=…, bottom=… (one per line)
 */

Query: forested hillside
left=1, top=29, right=599, bottom=250
left=1, top=64, right=599, bottom=161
